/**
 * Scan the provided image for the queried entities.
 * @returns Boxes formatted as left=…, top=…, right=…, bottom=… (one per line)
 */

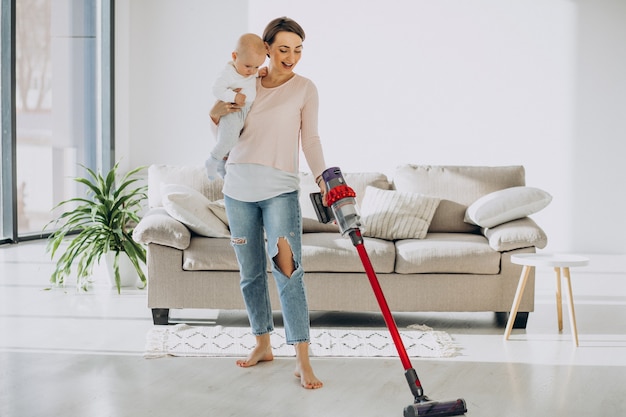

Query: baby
left=205, top=33, right=266, bottom=180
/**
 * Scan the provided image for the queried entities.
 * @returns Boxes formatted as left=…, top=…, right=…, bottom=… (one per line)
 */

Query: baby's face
left=233, top=51, right=266, bottom=76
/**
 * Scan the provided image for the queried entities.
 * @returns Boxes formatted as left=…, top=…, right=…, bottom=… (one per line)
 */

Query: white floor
left=1, top=241, right=625, bottom=417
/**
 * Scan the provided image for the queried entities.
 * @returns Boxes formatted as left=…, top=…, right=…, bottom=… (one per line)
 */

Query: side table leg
left=563, top=267, right=579, bottom=347
left=504, top=265, right=532, bottom=340
left=555, top=267, right=563, bottom=332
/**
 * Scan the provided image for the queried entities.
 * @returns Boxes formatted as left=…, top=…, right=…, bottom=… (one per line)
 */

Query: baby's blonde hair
left=235, top=33, right=266, bottom=57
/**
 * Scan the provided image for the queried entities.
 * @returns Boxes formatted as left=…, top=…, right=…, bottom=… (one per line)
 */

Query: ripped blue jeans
left=224, top=191, right=310, bottom=344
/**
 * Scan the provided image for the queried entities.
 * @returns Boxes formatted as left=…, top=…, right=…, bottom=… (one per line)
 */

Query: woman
left=209, top=17, right=326, bottom=390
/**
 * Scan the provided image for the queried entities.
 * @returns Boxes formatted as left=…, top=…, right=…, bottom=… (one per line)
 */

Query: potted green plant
left=44, top=163, right=148, bottom=293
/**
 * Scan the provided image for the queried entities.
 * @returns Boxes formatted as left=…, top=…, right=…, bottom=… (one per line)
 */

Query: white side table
left=504, top=253, right=589, bottom=346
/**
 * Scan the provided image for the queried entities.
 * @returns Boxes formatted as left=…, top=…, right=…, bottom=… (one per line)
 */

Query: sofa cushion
left=360, top=186, right=440, bottom=240
left=148, top=165, right=392, bottom=233
left=302, top=233, right=395, bottom=273
left=132, top=207, right=191, bottom=250
left=395, top=233, right=501, bottom=274
left=161, top=184, right=230, bottom=238
left=183, top=237, right=237, bottom=271
left=181, top=233, right=396, bottom=273
left=299, top=171, right=390, bottom=233
left=464, top=186, right=552, bottom=228
left=393, top=165, right=526, bottom=233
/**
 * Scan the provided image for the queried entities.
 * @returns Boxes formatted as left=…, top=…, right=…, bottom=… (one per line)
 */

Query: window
left=1, top=0, right=15, bottom=242
left=1, top=0, right=112, bottom=243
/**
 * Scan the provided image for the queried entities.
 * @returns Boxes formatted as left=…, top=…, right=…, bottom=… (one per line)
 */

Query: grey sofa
left=133, top=164, right=548, bottom=327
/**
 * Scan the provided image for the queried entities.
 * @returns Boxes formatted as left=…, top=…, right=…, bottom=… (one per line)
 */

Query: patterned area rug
left=145, top=324, right=461, bottom=359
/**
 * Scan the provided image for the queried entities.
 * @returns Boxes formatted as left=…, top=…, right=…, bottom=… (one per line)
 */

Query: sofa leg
left=512, top=312, right=529, bottom=329
left=152, top=308, right=170, bottom=325
left=496, top=311, right=529, bottom=329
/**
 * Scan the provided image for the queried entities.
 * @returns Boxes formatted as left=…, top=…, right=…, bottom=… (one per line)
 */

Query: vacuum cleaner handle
left=350, top=229, right=425, bottom=400
left=351, top=229, right=413, bottom=370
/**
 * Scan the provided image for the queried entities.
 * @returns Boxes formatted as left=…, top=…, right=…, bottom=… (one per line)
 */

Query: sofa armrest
left=132, top=207, right=191, bottom=250
left=482, top=217, right=547, bottom=252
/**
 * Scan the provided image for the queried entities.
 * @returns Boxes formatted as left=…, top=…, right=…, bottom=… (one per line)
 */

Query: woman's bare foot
left=294, top=363, right=323, bottom=389
left=236, top=333, right=273, bottom=367
left=294, top=342, right=323, bottom=389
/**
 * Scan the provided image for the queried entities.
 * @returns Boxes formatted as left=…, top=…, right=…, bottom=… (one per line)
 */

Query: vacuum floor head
left=403, top=398, right=467, bottom=417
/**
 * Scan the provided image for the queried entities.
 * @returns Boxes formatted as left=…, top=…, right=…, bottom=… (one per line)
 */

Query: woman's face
left=266, top=31, right=303, bottom=75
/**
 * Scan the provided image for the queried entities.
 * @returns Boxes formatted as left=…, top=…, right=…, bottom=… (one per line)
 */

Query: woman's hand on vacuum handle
left=317, top=176, right=328, bottom=206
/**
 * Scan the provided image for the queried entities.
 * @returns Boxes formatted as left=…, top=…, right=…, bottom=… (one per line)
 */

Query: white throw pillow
left=464, top=186, right=552, bottom=228
left=161, top=184, right=230, bottom=238
left=360, top=186, right=440, bottom=240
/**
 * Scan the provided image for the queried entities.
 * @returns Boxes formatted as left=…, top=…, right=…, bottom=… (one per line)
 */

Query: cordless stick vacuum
left=310, top=167, right=467, bottom=417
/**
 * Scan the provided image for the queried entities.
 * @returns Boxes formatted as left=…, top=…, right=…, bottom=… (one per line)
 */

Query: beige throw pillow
left=132, top=207, right=191, bottom=250
left=360, top=186, right=440, bottom=240
left=207, top=199, right=229, bottom=226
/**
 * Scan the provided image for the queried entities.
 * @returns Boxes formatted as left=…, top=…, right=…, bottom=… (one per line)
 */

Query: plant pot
left=104, top=251, right=140, bottom=289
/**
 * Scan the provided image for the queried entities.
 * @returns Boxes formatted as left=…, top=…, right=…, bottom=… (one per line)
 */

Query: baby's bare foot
left=236, top=344, right=273, bottom=368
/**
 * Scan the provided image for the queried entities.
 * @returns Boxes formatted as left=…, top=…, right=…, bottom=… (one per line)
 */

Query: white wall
left=116, top=0, right=626, bottom=255
left=115, top=0, right=249, bottom=169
